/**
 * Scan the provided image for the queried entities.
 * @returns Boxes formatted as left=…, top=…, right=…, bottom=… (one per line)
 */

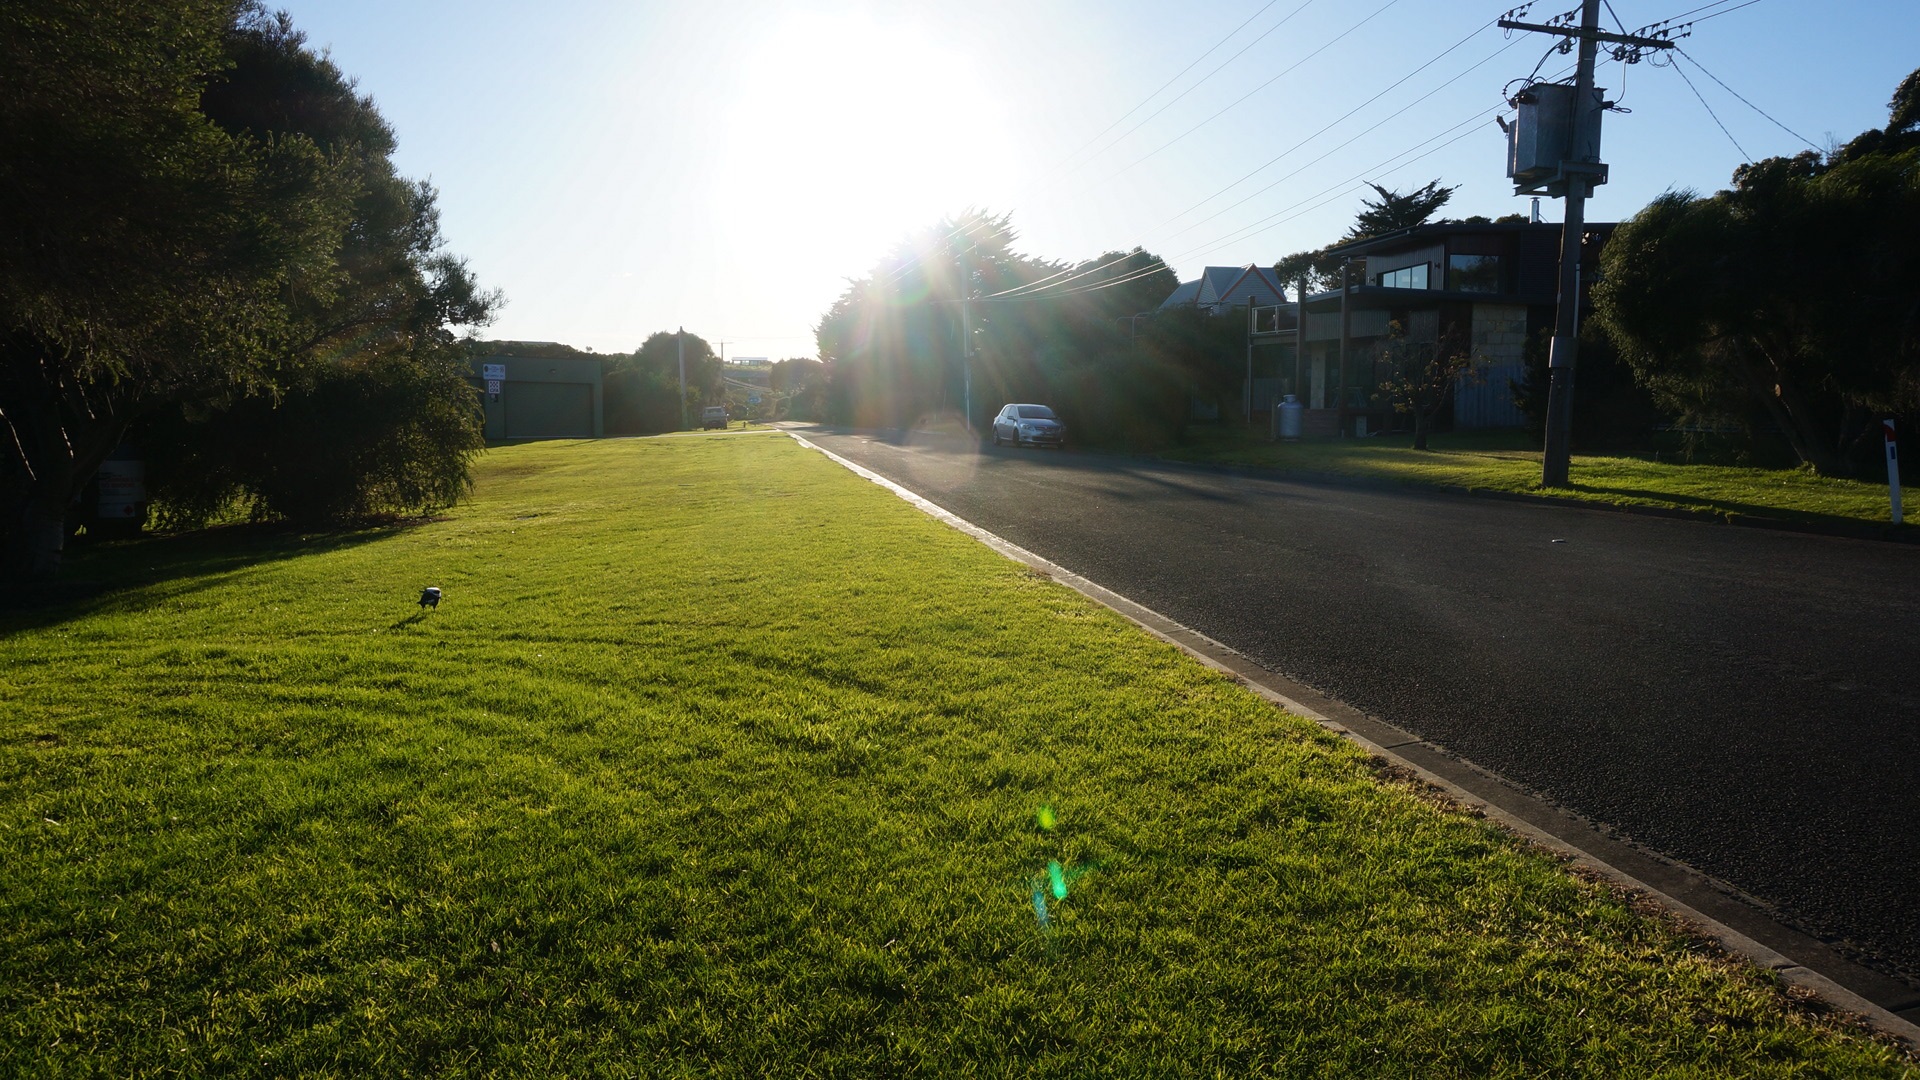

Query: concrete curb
left=791, top=430, right=1920, bottom=1050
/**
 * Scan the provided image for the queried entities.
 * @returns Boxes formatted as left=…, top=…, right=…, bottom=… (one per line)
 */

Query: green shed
left=471, top=346, right=605, bottom=441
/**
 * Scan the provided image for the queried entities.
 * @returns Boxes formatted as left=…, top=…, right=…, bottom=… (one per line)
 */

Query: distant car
left=992, top=403, right=1065, bottom=449
left=701, top=405, right=728, bottom=430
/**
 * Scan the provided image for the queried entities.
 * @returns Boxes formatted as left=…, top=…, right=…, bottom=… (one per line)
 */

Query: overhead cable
left=1673, top=44, right=1820, bottom=151
left=1120, top=0, right=1406, bottom=173
left=1161, top=27, right=1522, bottom=241
left=1061, top=0, right=1317, bottom=173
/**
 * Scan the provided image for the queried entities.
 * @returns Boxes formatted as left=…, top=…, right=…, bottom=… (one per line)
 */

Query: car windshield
left=1016, top=406, right=1055, bottom=420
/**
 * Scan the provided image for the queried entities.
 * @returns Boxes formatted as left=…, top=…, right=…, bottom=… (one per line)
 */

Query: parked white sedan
left=991, top=404, right=1065, bottom=449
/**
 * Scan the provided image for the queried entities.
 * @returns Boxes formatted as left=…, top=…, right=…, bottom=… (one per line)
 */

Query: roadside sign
left=482, top=363, right=506, bottom=381
left=486, top=378, right=502, bottom=401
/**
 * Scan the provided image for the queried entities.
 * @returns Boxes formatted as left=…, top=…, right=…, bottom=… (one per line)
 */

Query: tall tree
left=0, top=1, right=492, bottom=576
left=818, top=210, right=1053, bottom=430
left=1, top=0, right=353, bottom=578
left=139, top=10, right=496, bottom=527
left=604, top=331, right=719, bottom=433
left=1344, top=180, right=1457, bottom=241
left=1595, top=67, right=1920, bottom=476
left=1274, top=179, right=1458, bottom=294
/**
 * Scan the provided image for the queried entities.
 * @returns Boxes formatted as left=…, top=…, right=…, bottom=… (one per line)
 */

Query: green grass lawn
left=1161, top=427, right=1911, bottom=529
left=2, top=435, right=1914, bottom=1076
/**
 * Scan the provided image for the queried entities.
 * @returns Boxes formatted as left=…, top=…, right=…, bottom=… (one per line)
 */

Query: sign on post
left=1886, top=419, right=1903, bottom=526
left=482, top=363, right=506, bottom=403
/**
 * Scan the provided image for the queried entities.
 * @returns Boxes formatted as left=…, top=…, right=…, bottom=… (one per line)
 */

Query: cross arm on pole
left=1497, top=20, right=1675, bottom=50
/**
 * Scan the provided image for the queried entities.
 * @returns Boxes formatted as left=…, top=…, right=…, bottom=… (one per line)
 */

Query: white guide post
left=1886, top=419, right=1903, bottom=526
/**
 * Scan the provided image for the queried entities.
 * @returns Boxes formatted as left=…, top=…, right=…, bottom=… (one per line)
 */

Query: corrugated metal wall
left=1457, top=302, right=1530, bottom=429
left=1454, top=364, right=1528, bottom=429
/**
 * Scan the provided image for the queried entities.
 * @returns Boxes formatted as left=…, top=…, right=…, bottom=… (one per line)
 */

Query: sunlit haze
left=282, top=0, right=1920, bottom=358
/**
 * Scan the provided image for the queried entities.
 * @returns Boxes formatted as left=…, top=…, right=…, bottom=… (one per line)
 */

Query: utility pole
left=1499, top=1, right=1673, bottom=486
left=1244, top=298, right=1255, bottom=425
left=676, top=326, right=687, bottom=430
left=961, top=290, right=974, bottom=435
left=1337, top=257, right=1352, bottom=432
left=955, top=243, right=974, bottom=435
left=1294, top=276, right=1307, bottom=404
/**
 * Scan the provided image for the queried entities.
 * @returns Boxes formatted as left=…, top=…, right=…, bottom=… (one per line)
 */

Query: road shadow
left=1565, top=482, right=1860, bottom=526
left=796, top=423, right=1270, bottom=506
left=0, top=520, right=415, bottom=634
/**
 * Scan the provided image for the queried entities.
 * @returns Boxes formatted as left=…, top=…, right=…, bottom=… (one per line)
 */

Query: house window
left=1374, top=263, right=1429, bottom=290
left=1447, top=253, right=1502, bottom=293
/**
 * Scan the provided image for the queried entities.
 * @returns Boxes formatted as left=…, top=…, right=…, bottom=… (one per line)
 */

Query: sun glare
left=716, top=13, right=1013, bottom=276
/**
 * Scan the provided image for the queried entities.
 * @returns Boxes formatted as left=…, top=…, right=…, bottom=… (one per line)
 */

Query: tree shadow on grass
left=1565, top=482, right=1879, bottom=528
left=0, top=520, right=417, bottom=633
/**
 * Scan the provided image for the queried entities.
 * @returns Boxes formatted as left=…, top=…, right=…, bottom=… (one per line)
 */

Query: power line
left=996, top=92, right=1542, bottom=305
left=879, top=11, right=1595, bottom=310
left=867, top=5, right=1505, bottom=307
left=1121, top=0, right=1406, bottom=173
left=1178, top=54, right=1588, bottom=263
left=1680, top=0, right=1763, bottom=24
left=1054, top=0, right=1289, bottom=171
left=1668, top=51, right=1748, bottom=161
left=1063, top=0, right=1319, bottom=174
left=1647, top=0, right=1744, bottom=22
left=1161, top=28, right=1524, bottom=242
left=998, top=59, right=1575, bottom=304
left=994, top=20, right=1522, bottom=300
left=1674, top=44, right=1820, bottom=151
left=1185, top=104, right=1523, bottom=261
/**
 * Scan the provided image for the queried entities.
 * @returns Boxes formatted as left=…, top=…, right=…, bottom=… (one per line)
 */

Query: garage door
left=504, top=382, right=594, bottom=439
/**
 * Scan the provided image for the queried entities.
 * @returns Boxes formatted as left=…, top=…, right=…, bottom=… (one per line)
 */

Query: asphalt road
left=801, top=427, right=1920, bottom=997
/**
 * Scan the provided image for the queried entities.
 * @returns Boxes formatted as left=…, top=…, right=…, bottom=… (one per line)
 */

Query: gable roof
left=1160, top=264, right=1289, bottom=311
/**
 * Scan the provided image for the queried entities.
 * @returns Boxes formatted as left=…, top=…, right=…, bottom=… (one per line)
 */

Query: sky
left=279, top=0, right=1919, bottom=360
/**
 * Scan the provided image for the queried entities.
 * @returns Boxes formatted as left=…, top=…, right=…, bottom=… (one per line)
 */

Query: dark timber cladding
left=469, top=350, right=605, bottom=440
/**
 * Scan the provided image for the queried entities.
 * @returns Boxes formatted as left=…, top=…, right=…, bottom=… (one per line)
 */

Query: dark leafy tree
left=0, top=1, right=493, bottom=576
left=145, top=348, right=483, bottom=526
left=604, top=331, right=719, bottom=434
left=140, top=11, right=497, bottom=528
left=1345, top=180, right=1457, bottom=240
left=1595, top=68, right=1920, bottom=476
left=818, top=210, right=1057, bottom=431
left=770, top=357, right=826, bottom=421
left=1062, top=249, right=1179, bottom=322
left=1, top=0, right=353, bottom=578
left=816, top=212, right=1208, bottom=444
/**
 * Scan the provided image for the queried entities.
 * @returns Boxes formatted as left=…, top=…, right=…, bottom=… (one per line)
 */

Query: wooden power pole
left=1499, top=1, right=1672, bottom=487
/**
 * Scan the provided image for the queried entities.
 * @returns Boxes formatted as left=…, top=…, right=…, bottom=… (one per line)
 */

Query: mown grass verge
left=2, top=434, right=1914, bottom=1077
left=1161, top=427, right=1910, bottom=530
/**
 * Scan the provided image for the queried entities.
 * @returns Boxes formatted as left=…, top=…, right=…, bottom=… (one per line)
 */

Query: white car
left=991, top=404, right=1065, bottom=449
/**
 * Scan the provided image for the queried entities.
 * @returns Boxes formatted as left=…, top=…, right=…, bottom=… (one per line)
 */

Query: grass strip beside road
left=1162, top=428, right=1910, bottom=530
left=2, top=435, right=1913, bottom=1076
